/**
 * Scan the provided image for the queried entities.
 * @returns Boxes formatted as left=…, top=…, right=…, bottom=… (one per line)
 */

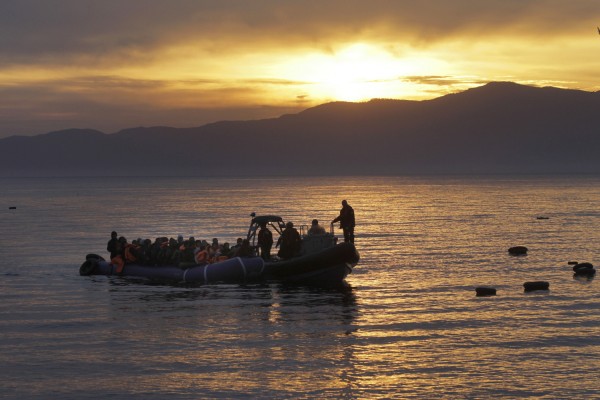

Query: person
left=230, top=238, right=243, bottom=254
left=257, top=223, right=274, bottom=260
left=110, top=236, right=129, bottom=274
left=308, top=219, right=326, bottom=235
left=194, top=243, right=211, bottom=264
left=220, top=242, right=232, bottom=258
left=332, top=200, right=355, bottom=243
left=276, top=221, right=302, bottom=259
left=107, top=231, right=119, bottom=259
left=234, top=239, right=254, bottom=258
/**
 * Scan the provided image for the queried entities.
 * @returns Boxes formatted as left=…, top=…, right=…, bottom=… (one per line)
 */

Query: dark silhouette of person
left=332, top=200, right=355, bottom=243
left=276, top=222, right=301, bottom=259
left=257, top=223, right=274, bottom=260
left=107, top=231, right=119, bottom=258
left=234, top=239, right=254, bottom=258
left=308, top=219, right=326, bottom=235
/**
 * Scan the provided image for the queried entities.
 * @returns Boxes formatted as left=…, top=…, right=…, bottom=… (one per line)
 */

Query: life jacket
left=195, top=250, right=209, bottom=264
left=111, top=255, right=125, bottom=273
left=124, top=244, right=139, bottom=263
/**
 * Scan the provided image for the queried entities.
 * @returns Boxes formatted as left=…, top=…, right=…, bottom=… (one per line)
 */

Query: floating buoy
left=536, top=216, right=549, bottom=220
left=574, top=268, right=596, bottom=276
left=9, top=206, right=16, bottom=210
left=523, top=281, right=549, bottom=292
left=475, top=287, right=497, bottom=296
left=573, top=263, right=596, bottom=276
left=567, top=261, right=579, bottom=265
left=508, top=246, right=528, bottom=255
left=572, top=262, right=593, bottom=271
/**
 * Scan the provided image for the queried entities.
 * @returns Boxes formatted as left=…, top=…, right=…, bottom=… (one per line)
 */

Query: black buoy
left=9, top=206, right=16, bottom=210
left=574, top=268, right=596, bottom=277
left=508, top=246, right=528, bottom=255
left=567, top=261, right=579, bottom=265
left=475, top=287, right=497, bottom=296
left=573, top=262, right=596, bottom=276
left=523, top=281, right=549, bottom=292
left=572, top=262, right=593, bottom=271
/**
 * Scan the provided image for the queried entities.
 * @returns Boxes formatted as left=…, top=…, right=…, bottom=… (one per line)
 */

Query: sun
left=276, top=43, right=438, bottom=102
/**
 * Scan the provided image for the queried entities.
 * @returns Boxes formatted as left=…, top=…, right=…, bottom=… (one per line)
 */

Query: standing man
left=107, top=231, right=119, bottom=258
left=257, top=223, right=274, bottom=260
left=332, top=200, right=355, bottom=243
left=276, top=222, right=302, bottom=259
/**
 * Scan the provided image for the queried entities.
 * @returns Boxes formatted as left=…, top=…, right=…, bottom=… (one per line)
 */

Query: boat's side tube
left=183, top=257, right=265, bottom=283
left=264, top=242, right=359, bottom=279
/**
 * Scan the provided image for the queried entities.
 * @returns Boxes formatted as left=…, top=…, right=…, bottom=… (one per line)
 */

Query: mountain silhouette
left=1, top=82, right=600, bottom=176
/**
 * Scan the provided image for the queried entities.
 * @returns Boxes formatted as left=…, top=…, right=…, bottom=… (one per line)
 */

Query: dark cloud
left=2, top=0, right=599, bottom=66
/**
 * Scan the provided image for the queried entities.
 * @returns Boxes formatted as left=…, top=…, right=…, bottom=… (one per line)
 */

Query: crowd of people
left=107, top=232, right=253, bottom=273
left=107, top=200, right=355, bottom=272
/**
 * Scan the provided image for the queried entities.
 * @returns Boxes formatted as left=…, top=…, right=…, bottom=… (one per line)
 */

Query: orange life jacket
left=195, top=250, right=209, bottom=264
left=124, top=244, right=139, bottom=263
left=111, top=255, right=125, bottom=273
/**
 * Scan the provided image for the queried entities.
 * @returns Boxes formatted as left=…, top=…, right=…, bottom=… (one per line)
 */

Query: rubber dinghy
left=80, top=215, right=359, bottom=286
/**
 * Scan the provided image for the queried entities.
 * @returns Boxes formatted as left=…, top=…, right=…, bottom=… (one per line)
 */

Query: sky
left=1, top=0, right=599, bottom=138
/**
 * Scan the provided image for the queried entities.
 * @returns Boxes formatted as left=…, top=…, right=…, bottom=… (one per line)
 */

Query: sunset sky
left=1, top=0, right=599, bottom=138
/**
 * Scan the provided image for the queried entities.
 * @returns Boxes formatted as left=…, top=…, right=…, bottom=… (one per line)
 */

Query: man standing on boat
left=276, top=222, right=301, bottom=259
left=257, top=223, right=274, bottom=260
left=332, top=200, right=355, bottom=243
left=107, top=231, right=119, bottom=259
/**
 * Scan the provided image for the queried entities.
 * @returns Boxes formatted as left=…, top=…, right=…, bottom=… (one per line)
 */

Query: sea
left=1, top=175, right=599, bottom=399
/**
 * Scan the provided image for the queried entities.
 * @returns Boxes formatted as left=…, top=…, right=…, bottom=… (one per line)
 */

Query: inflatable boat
left=79, top=215, right=359, bottom=286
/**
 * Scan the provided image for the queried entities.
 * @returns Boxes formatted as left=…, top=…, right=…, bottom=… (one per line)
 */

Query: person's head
left=119, top=236, right=127, bottom=244
left=286, top=221, right=294, bottom=229
left=236, top=238, right=243, bottom=244
left=342, top=200, right=348, bottom=206
left=312, top=219, right=319, bottom=226
left=111, top=231, right=117, bottom=238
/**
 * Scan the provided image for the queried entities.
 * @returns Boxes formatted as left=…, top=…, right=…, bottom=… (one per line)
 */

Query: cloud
left=2, top=0, right=599, bottom=67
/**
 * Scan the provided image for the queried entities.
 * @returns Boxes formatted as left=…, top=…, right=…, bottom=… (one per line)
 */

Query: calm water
left=1, top=176, right=599, bottom=399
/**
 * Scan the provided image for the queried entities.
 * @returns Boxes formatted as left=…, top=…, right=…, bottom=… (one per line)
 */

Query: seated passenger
left=220, top=243, right=232, bottom=258
left=194, top=244, right=211, bottom=264
left=308, top=219, right=326, bottom=235
left=230, top=238, right=243, bottom=254
left=124, top=239, right=140, bottom=264
left=234, top=239, right=254, bottom=258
